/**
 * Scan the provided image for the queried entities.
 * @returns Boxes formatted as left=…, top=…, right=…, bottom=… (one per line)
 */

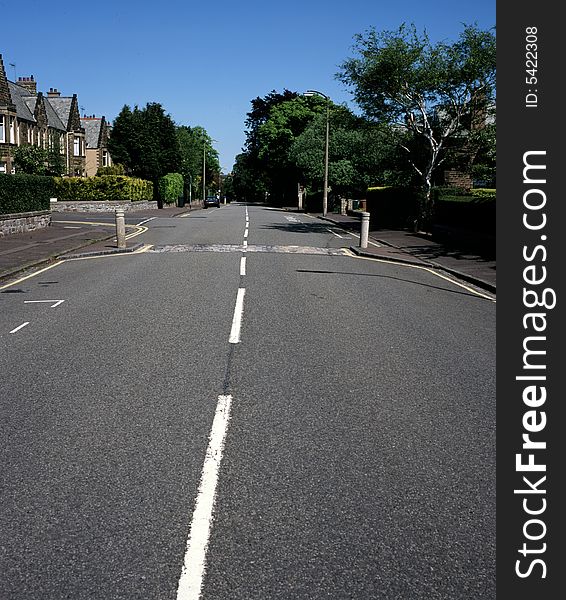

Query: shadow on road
left=295, top=269, right=492, bottom=300
left=261, top=222, right=351, bottom=235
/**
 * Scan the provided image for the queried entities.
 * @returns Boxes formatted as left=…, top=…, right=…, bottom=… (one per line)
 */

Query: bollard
left=115, top=208, right=126, bottom=249
left=359, top=211, right=370, bottom=249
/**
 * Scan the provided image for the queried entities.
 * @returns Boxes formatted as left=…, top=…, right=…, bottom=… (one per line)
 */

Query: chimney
left=18, top=75, right=37, bottom=95
left=47, top=87, right=61, bottom=97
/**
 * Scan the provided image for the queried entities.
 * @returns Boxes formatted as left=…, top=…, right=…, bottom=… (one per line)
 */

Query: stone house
left=0, top=53, right=86, bottom=176
left=81, top=115, right=113, bottom=176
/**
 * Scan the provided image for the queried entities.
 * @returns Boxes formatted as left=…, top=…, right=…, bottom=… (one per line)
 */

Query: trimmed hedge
left=157, top=173, right=184, bottom=204
left=53, top=175, right=153, bottom=202
left=433, top=187, right=496, bottom=233
left=432, top=186, right=496, bottom=203
left=0, top=174, right=55, bottom=215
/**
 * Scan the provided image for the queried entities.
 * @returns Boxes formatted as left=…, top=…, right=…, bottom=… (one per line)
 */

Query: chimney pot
left=18, top=76, right=37, bottom=95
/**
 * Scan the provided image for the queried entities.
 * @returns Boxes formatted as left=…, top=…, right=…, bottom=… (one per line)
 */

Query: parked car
left=204, top=196, right=220, bottom=208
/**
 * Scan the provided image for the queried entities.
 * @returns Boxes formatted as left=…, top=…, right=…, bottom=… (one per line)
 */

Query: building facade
left=81, top=115, right=113, bottom=177
left=0, top=53, right=87, bottom=176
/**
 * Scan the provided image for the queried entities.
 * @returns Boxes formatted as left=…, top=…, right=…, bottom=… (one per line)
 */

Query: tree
left=13, top=145, right=48, bottom=175
left=231, top=152, right=267, bottom=202
left=177, top=125, right=219, bottom=201
left=107, top=105, right=134, bottom=168
left=338, top=23, right=496, bottom=228
left=108, top=102, right=182, bottom=202
left=254, top=94, right=327, bottom=203
left=46, top=137, right=66, bottom=177
left=233, top=90, right=304, bottom=203
left=290, top=107, right=408, bottom=202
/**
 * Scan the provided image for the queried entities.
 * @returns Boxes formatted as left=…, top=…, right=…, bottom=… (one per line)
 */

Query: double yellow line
left=56, top=220, right=148, bottom=240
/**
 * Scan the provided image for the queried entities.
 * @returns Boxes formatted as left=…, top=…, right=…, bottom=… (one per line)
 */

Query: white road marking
left=240, top=256, right=247, bottom=276
left=347, top=231, right=381, bottom=247
left=243, top=240, right=248, bottom=248
left=176, top=393, right=233, bottom=600
left=243, top=229, right=248, bottom=238
left=10, top=322, right=29, bottom=334
left=326, top=228, right=344, bottom=239
left=63, top=226, right=81, bottom=229
left=351, top=254, right=496, bottom=302
left=24, top=299, right=65, bottom=308
left=228, top=288, right=246, bottom=344
left=136, top=217, right=157, bottom=226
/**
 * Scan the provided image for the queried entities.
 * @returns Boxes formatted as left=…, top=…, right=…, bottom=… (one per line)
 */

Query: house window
left=0, top=116, right=4, bottom=143
left=60, top=134, right=65, bottom=153
left=0, top=162, right=6, bottom=173
left=27, top=126, right=32, bottom=143
left=102, top=150, right=109, bottom=167
left=9, top=117, right=16, bottom=143
left=74, top=137, right=80, bottom=156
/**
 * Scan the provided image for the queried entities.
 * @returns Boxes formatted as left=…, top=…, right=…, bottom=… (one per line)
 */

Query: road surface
left=0, top=203, right=496, bottom=599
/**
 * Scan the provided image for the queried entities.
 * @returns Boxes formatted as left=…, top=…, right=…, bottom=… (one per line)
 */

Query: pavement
left=0, top=204, right=495, bottom=293
left=0, top=205, right=193, bottom=284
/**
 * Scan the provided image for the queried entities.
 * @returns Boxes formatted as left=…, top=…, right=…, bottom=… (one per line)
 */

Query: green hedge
left=0, top=174, right=55, bottom=215
left=157, top=173, right=184, bottom=204
left=53, top=175, right=153, bottom=202
left=433, top=187, right=496, bottom=233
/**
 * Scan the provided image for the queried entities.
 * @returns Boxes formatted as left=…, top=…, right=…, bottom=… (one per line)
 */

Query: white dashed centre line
left=176, top=393, right=234, bottom=600
left=228, top=288, right=246, bottom=344
left=240, top=256, right=247, bottom=276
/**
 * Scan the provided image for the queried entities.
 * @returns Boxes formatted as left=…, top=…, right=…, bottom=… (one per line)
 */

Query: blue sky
left=1, top=0, right=495, bottom=172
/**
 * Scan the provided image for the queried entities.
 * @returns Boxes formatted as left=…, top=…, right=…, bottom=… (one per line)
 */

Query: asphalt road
left=0, top=203, right=496, bottom=599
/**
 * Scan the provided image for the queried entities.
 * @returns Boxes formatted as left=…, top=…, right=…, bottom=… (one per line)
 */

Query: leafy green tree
left=231, top=152, right=267, bottom=202
left=176, top=125, right=219, bottom=201
left=338, top=23, right=496, bottom=228
left=108, top=103, right=182, bottom=203
left=107, top=105, right=134, bottom=168
left=46, top=137, right=66, bottom=177
left=233, top=90, right=301, bottom=203
left=14, top=145, right=48, bottom=175
left=470, top=120, right=496, bottom=187
left=255, top=94, right=327, bottom=203
left=290, top=107, right=410, bottom=203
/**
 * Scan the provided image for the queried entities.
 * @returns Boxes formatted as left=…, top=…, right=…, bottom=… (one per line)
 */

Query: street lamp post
left=202, top=144, right=206, bottom=203
left=304, top=89, right=330, bottom=216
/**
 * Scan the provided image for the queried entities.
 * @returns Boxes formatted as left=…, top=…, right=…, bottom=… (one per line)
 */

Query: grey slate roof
left=81, top=119, right=102, bottom=149
left=7, top=81, right=36, bottom=122
left=44, top=99, right=66, bottom=131
left=45, top=97, right=72, bottom=129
